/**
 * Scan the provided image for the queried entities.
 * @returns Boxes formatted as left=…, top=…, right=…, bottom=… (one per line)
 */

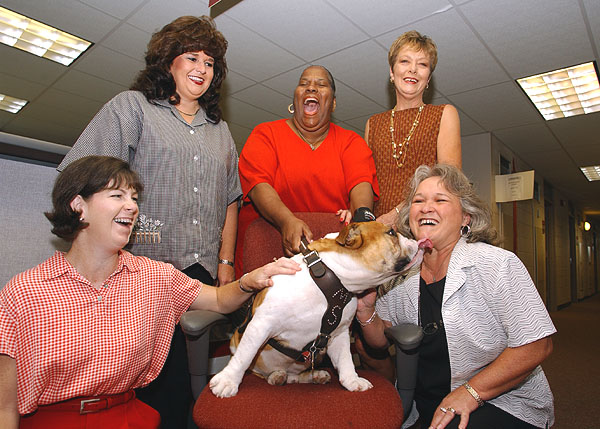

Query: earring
left=288, top=104, right=294, bottom=114
left=460, top=224, right=471, bottom=237
left=426, top=83, right=429, bottom=89
left=80, top=217, right=85, bottom=222
left=390, top=77, right=394, bottom=83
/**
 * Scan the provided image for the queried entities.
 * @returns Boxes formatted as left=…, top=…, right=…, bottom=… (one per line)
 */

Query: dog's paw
left=267, top=370, right=288, bottom=386
left=209, top=371, right=240, bottom=398
left=340, top=375, right=373, bottom=392
left=310, top=370, right=331, bottom=384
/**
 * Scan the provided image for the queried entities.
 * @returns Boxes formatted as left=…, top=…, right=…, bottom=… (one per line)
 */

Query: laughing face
left=409, top=177, right=470, bottom=251
left=169, top=51, right=215, bottom=103
left=292, top=66, right=336, bottom=134
left=73, top=185, right=139, bottom=252
left=390, top=46, right=432, bottom=101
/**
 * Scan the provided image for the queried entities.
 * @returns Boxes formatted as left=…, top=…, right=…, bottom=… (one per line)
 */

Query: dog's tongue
left=417, top=238, right=433, bottom=251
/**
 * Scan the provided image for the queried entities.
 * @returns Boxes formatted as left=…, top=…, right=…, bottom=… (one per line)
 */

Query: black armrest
left=385, top=323, right=424, bottom=421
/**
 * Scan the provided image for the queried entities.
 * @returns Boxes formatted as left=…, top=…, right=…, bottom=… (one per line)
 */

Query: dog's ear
left=335, top=223, right=364, bottom=249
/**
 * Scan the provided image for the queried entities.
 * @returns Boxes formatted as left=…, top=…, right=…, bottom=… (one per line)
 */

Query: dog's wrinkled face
left=310, top=221, right=430, bottom=291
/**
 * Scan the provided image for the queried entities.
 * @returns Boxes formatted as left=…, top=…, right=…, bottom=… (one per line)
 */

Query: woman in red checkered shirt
left=0, top=155, right=299, bottom=429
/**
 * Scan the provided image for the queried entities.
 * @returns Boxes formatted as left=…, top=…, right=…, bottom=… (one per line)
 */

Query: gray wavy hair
left=396, top=164, right=499, bottom=245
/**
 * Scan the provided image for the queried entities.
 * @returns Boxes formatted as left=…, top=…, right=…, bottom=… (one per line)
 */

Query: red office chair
left=187, top=213, right=404, bottom=428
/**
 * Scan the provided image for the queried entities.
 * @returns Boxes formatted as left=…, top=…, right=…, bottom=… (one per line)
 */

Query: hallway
left=544, top=293, right=600, bottom=428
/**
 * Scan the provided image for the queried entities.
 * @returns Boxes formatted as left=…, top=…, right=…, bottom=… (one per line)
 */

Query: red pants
left=20, top=392, right=160, bottom=429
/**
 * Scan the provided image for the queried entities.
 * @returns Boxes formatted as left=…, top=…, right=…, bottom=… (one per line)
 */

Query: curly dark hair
left=130, top=16, right=228, bottom=123
left=45, top=156, right=143, bottom=241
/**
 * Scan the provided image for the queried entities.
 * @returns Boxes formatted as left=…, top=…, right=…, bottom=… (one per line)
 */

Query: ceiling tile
left=127, top=0, right=210, bottom=33
left=547, top=112, right=600, bottom=148
left=222, top=70, right=257, bottom=96
left=583, top=0, right=600, bottom=50
left=460, top=0, right=594, bottom=78
left=78, top=0, right=146, bottom=19
left=73, top=45, right=144, bottom=87
left=326, top=0, right=453, bottom=37
left=35, top=88, right=104, bottom=120
left=331, top=81, right=385, bottom=122
left=567, top=145, right=600, bottom=166
left=448, top=81, right=542, bottom=130
left=4, top=116, right=83, bottom=146
left=214, top=15, right=305, bottom=82
left=101, top=23, right=149, bottom=61
left=493, top=123, right=562, bottom=154
left=0, top=73, right=46, bottom=100
left=52, top=70, right=126, bottom=103
left=318, top=40, right=391, bottom=106
left=221, top=98, right=282, bottom=131
left=223, top=0, right=368, bottom=61
left=230, top=84, right=292, bottom=117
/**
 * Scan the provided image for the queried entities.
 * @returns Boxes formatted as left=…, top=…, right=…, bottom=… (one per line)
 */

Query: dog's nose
left=394, top=257, right=412, bottom=272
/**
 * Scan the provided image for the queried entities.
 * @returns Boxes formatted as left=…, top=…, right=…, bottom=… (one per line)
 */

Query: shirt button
left=193, top=219, right=198, bottom=225
left=193, top=187, right=198, bottom=193
left=194, top=253, right=199, bottom=259
left=190, top=129, right=195, bottom=135
left=193, top=155, right=199, bottom=161
left=97, top=296, right=102, bottom=302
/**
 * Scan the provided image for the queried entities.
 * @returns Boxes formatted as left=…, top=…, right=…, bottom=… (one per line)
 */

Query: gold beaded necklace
left=390, top=105, right=424, bottom=168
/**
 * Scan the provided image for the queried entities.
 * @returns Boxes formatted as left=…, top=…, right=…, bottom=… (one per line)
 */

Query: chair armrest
left=181, top=310, right=228, bottom=338
left=385, top=323, right=424, bottom=421
left=180, top=310, right=229, bottom=399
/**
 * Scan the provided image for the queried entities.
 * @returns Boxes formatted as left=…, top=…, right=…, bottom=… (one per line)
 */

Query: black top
left=415, top=276, right=451, bottom=425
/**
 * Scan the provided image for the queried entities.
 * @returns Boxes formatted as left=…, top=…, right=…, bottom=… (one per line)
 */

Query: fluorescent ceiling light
left=0, top=93, right=28, bottom=114
left=0, top=6, right=92, bottom=66
left=580, top=165, right=600, bottom=182
left=517, top=62, right=600, bottom=120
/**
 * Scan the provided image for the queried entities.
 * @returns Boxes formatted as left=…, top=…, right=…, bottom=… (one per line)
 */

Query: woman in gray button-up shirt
left=58, top=15, right=240, bottom=429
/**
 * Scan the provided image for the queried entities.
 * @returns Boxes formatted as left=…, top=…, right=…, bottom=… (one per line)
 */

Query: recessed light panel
left=580, top=166, right=600, bottom=182
left=0, top=6, right=92, bottom=66
left=517, top=62, right=600, bottom=120
left=0, top=93, right=28, bottom=114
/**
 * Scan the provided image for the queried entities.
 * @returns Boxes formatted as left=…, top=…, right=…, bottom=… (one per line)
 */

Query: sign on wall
left=495, top=170, right=535, bottom=202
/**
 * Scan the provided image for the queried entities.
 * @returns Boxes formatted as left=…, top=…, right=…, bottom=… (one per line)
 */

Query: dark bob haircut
left=45, top=156, right=143, bottom=241
left=130, top=15, right=228, bottom=123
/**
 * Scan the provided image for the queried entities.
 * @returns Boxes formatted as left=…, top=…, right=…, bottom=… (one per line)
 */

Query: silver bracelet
left=219, top=258, right=234, bottom=267
left=238, top=273, right=254, bottom=293
left=356, top=309, right=377, bottom=327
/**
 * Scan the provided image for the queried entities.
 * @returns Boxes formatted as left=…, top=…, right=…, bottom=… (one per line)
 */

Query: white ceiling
left=1, top=0, right=599, bottom=215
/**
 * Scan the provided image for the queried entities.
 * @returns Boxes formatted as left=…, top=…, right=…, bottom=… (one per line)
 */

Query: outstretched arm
left=0, top=354, right=18, bottom=429
left=248, top=183, right=313, bottom=256
left=437, top=104, right=462, bottom=168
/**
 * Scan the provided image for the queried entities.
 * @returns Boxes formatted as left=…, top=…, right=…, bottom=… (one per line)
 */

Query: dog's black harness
left=264, top=238, right=353, bottom=365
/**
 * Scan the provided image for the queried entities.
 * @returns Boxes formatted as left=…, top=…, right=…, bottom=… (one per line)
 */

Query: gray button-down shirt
left=58, top=91, right=242, bottom=278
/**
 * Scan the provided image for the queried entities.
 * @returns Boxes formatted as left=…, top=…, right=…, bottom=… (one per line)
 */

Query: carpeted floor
left=543, top=293, right=600, bottom=429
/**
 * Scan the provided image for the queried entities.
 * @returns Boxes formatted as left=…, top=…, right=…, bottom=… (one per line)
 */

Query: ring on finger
left=440, top=407, right=447, bottom=413
left=447, top=407, right=456, bottom=414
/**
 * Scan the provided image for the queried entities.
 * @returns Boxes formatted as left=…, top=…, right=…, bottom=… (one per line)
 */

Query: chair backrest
left=242, top=212, right=343, bottom=273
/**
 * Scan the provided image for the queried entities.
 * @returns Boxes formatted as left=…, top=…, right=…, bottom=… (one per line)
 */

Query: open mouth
left=114, top=217, right=134, bottom=227
left=404, top=77, right=418, bottom=84
left=419, top=218, right=438, bottom=226
left=303, top=97, right=319, bottom=115
left=188, top=75, right=204, bottom=85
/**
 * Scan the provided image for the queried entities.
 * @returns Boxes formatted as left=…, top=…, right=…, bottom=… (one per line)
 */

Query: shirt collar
left=42, top=250, right=140, bottom=281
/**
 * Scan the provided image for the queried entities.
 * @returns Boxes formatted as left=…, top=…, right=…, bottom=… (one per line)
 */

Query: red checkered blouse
left=0, top=250, right=202, bottom=415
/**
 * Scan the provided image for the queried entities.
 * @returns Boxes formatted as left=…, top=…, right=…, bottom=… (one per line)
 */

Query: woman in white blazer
left=357, top=164, right=555, bottom=429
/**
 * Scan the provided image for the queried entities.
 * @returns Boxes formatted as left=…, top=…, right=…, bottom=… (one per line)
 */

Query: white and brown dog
left=210, top=221, right=429, bottom=398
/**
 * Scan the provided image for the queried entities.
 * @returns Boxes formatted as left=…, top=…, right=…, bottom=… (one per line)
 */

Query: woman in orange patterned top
left=365, top=31, right=462, bottom=227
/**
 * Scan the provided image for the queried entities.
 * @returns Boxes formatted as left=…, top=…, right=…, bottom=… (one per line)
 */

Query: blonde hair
left=388, top=30, right=438, bottom=73
left=396, top=164, right=499, bottom=245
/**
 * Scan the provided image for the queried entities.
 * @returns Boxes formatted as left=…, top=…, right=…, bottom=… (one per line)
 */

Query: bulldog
left=210, top=221, right=430, bottom=398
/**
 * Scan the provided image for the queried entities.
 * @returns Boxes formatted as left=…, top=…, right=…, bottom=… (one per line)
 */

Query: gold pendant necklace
left=290, top=121, right=326, bottom=150
left=176, top=107, right=200, bottom=116
left=390, top=105, right=424, bottom=168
